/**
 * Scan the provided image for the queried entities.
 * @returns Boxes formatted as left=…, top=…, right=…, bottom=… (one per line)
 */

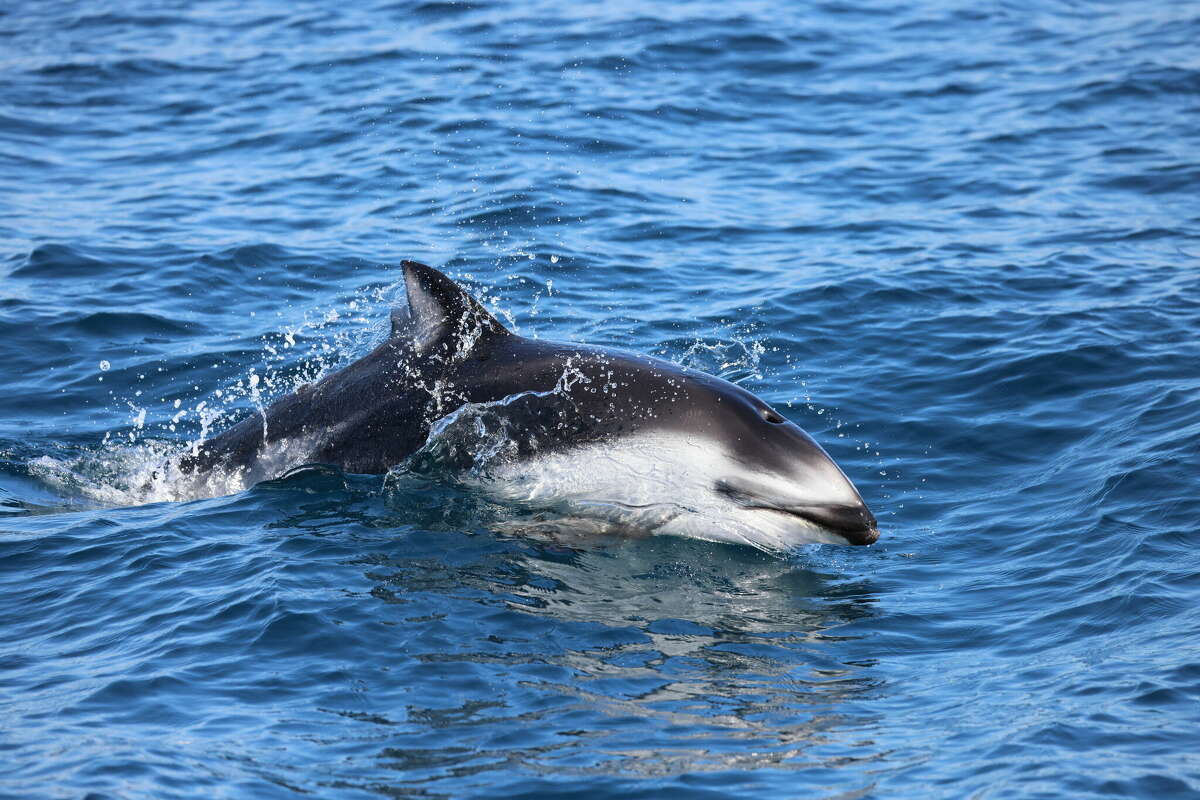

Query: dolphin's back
left=180, top=337, right=429, bottom=480
left=180, top=330, right=689, bottom=482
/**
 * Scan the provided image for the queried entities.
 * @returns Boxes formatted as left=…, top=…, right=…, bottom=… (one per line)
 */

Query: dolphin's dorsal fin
left=392, top=260, right=511, bottom=352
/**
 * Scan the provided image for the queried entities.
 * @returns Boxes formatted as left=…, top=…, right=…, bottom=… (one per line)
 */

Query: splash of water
left=27, top=281, right=401, bottom=507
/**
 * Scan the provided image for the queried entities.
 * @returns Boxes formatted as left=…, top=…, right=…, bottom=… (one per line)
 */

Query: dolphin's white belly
left=436, top=430, right=847, bottom=552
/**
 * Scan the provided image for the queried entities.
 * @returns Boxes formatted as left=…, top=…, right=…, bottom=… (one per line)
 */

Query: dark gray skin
left=181, top=261, right=878, bottom=544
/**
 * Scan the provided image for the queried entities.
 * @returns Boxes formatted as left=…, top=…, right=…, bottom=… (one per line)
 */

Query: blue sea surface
left=2, top=1, right=1198, bottom=797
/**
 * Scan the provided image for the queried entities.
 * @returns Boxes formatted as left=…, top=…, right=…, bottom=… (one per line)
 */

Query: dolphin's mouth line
left=715, top=480, right=879, bottom=545
left=759, top=505, right=880, bottom=546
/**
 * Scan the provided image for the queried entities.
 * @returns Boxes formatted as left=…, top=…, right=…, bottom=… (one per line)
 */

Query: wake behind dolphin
left=180, top=261, right=878, bottom=551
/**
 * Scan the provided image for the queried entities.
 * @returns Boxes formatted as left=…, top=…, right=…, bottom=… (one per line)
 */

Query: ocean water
left=2, top=0, right=1198, bottom=797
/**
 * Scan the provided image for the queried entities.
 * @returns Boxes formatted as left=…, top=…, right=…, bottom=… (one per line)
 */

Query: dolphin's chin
left=656, top=504, right=874, bottom=552
left=714, top=479, right=879, bottom=547
left=758, top=506, right=879, bottom=546
left=726, top=507, right=875, bottom=549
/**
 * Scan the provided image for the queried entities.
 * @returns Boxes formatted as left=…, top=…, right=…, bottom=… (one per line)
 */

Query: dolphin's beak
left=716, top=479, right=880, bottom=546
left=785, top=503, right=879, bottom=546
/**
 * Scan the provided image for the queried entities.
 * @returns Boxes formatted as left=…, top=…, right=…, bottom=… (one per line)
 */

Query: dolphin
left=180, top=261, right=878, bottom=550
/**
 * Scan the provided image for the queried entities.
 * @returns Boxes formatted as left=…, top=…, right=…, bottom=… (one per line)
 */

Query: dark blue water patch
left=1092, top=166, right=1200, bottom=196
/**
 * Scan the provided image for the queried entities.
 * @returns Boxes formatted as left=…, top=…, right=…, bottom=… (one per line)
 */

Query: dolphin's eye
left=761, top=408, right=786, bottom=424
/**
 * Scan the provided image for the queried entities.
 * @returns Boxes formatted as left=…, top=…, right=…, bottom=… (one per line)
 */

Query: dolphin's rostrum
left=181, top=261, right=879, bottom=550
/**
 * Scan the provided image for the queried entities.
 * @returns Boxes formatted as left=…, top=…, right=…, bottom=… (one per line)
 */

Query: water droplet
left=98, top=360, right=110, bottom=371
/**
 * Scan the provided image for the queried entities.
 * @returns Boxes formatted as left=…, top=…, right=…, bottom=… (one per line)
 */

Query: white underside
left=442, top=431, right=850, bottom=552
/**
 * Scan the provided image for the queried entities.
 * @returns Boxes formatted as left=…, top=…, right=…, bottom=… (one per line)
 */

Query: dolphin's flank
left=180, top=261, right=879, bottom=551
